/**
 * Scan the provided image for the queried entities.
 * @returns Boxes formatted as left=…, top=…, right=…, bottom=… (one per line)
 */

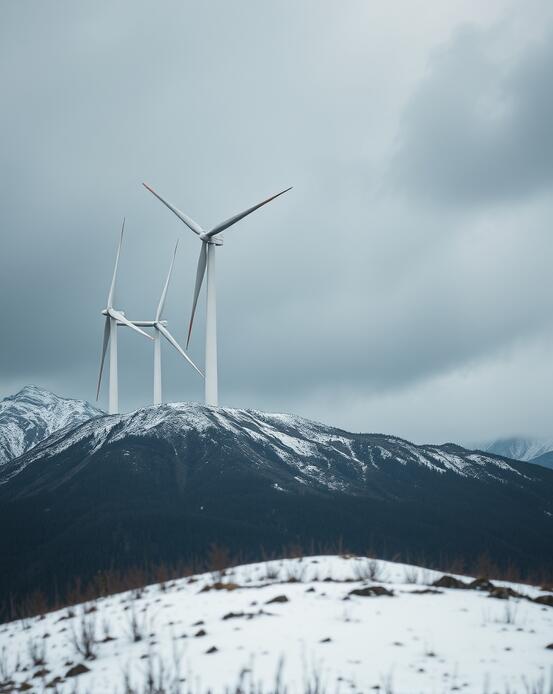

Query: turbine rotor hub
left=200, top=233, right=223, bottom=246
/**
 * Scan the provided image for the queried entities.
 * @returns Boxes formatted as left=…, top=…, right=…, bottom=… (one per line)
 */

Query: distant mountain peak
left=0, top=385, right=103, bottom=467
left=481, top=435, right=553, bottom=463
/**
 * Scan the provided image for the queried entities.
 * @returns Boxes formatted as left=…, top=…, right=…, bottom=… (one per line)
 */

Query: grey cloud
left=393, top=23, right=553, bottom=205
left=1, top=1, right=553, bottom=444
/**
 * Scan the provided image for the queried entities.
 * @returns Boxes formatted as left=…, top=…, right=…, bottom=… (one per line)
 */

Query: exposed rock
left=266, top=594, right=289, bottom=604
left=409, top=588, right=443, bottom=595
left=487, top=587, right=522, bottom=600
left=33, top=668, right=50, bottom=678
left=533, top=594, right=553, bottom=607
left=200, top=582, right=240, bottom=592
left=349, top=585, right=394, bottom=597
left=468, top=578, right=496, bottom=591
left=222, top=612, right=245, bottom=620
left=432, top=575, right=469, bottom=589
left=65, top=663, right=90, bottom=678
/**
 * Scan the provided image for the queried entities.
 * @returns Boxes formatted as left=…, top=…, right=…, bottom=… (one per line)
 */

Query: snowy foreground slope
left=1, top=556, right=552, bottom=694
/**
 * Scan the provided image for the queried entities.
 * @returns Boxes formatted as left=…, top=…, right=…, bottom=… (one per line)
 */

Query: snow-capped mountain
left=0, top=385, right=102, bottom=467
left=481, top=435, right=553, bottom=462
left=1, top=401, right=542, bottom=488
left=1, top=555, right=552, bottom=693
left=1, top=400, right=552, bottom=606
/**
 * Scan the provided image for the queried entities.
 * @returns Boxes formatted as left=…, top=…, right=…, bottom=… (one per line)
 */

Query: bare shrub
left=122, top=652, right=182, bottom=694
left=304, top=667, right=327, bottom=694
left=127, top=603, right=149, bottom=643
left=144, top=655, right=169, bottom=694
left=420, top=569, right=433, bottom=585
left=27, top=636, right=46, bottom=667
left=497, top=601, right=519, bottom=626
left=353, top=558, right=387, bottom=582
left=69, top=609, right=97, bottom=660
left=101, top=615, right=114, bottom=642
left=264, top=562, right=281, bottom=581
left=403, top=566, right=420, bottom=584
left=132, top=587, right=145, bottom=601
left=380, top=670, right=395, bottom=694
left=207, top=543, right=232, bottom=579
left=521, top=670, right=553, bottom=694
left=0, top=646, right=13, bottom=683
left=285, top=562, right=306, bottom=583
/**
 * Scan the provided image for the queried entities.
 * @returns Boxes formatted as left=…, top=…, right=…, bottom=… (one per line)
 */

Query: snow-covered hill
left=0, top=555, right=551, bottom=693
left=0, top=385, right=103, bottom=468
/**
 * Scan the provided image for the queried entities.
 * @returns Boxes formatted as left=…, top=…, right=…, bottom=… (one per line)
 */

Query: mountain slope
left=1, top=401, right=552, bottom=603
left=0, top=385, right=103, bottom=467
left=530, top=450, right=553, bottom=470
left=1, top=555, right=552, bottom=693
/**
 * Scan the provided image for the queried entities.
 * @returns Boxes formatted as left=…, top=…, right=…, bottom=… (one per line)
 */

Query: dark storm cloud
left=393, top=22, right=553, bottom=205
left=1, top=0, right=553, bottom=443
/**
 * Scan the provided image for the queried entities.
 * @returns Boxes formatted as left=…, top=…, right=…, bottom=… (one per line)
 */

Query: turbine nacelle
left=200, top=233, right=223, bottom=246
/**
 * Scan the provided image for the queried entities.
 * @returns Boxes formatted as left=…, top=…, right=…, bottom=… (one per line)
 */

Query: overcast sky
left=1, top=0, right=553, bottom=444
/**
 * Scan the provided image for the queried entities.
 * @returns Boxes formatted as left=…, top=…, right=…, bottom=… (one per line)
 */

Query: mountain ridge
left=1, top=396, right=552, bottom=605
left=1, top=400, right=542, bottom=493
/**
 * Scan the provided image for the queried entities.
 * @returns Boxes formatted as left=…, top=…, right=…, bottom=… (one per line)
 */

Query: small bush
left=0, top=646, right=13, bottom=683
left=285, top=562, right=306, bottom=583
left=127, top=603, right=149, bottom=643
left=403, top=566, right=420, bottom=584
left=69, top=609, right=97, bottom=660
left=27, top=636, right=46, bottom=667
left=353, top=558, right=387, bottom=582
left=264, top=562, right=281, bottom=581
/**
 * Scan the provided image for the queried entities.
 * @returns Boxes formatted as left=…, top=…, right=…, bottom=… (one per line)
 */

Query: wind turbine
left=143, top=183, right=292, bottom=406
left=96, top=220, right=153, bottom=414
left=151, top=241, right=203, bottom=404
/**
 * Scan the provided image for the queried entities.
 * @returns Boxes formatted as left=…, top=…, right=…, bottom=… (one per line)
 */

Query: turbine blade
left=187, top=242, right=207, bottom=348
left=108, top=309, right=154, bottom=340
left=96, top=316, right=110, bottom=400
left=107, top=219, right=125, bottom=308
left=205, top=186, right=292, bottom=238
left=158, top=324, right=204, bottom=377
left=156, top=240, right=179, bottom=322
left=142, top=183, right=203, bottom=236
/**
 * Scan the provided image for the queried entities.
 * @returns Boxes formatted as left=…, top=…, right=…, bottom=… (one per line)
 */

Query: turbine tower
left=96, top=220, right=153, bottom=414
left=143, top=183, right=292, bottom=406
left=151, top=241, right=203, bottom=404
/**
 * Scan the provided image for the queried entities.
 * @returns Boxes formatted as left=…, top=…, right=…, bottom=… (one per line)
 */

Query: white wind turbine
left=96, top=220, right=153, bottom=414
left=143, top=183, right=292, bottom=407
left=150, top=241, right=203, bottom=404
